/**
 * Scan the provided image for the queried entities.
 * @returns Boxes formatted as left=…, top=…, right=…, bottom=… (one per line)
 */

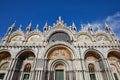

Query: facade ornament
left=88, top=23, right=93, bottom=34
left=58, top=16, right=62, bottom=22
left=97, top=24, right=101, bottom=30
left=7, top=21, right=16, bottom=35
left=81, top=24, right=86, bottom=32
left=71, top=22, right=76, bottom=31
left=105, top=22, right=115, bottom=35
left=44, top=22, right=48, bottom=31
left=36, top=24, right=39, bottom=30
left=26, top=22, right=32, bottom=33
left=57, top=16, right=64, bottom=24
left=105, top=22, right=111, bottom=32
left=19, top=24, right=22, bottom=31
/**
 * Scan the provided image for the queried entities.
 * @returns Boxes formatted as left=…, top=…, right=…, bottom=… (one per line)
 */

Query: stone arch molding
left=25, top=30, right=43, bottom=42
left=15, top=49, right=36, bottom=59
left=44, top=41, right=77, bottom=59
left=77, top=32, right=94, bottom=42
left=83, top=48, right=105, bottom=59
left=48, top=59, right=70, bottom=71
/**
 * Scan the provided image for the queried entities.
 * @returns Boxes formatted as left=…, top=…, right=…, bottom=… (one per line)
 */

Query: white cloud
left=105, top=12, right=120, bottom=40
left=83, top=12, right=120, bottom=40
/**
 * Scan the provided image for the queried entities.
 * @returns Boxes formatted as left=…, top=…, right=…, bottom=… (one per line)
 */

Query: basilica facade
left=0, top=17, right=120, bottom=80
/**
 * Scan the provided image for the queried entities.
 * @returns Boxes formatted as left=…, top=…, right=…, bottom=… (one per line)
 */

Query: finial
left=71, top=22, right=76, bottom=31
left=44, top=22, right=48, bottom=31
left=44, top=22, right=48, bottom=27
left=105, top=22, right=109, bottom=27
left=28, top=21, right=32, bottom=27
left=59, top=16, right=62, bottom=21
left=36, top=24, right=39, bottom=30
left=105, top=22, right=111, bottom=31
left=97, top=24, right=101, bottom=30
left=88, top=23, right=93, bottom=33
left=19, top=24, right=22, bottom=30
left=7, top=21, right=16, bottom=34
left=81, top=24, right=84, bottom=30
left=72, top=22, right=75, bottom=26
left=26, top=22, right=32, bottom=32
left=88, top=23, right=91, bottom=27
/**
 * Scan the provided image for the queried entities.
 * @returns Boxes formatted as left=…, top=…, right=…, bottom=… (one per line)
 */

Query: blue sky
left=0, top=0, right=120, bottom=40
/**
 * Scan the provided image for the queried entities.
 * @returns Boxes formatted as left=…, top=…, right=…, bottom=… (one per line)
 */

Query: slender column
left=19, top=71, right=23, bottom=80
left=104, top=58, right=115, bottom=80
left=66, top=71, right=68, bottom=80
left=47, top=71, right=50, bottom=80
left=9, top=58, right=18, bottom=80
left=38, top=70, right=40, bottom=80
left=4, top=58, right=14, bottom=80
left=78, top=45, right=85, bottom=80
left=31, top=59, right=37, bottom=80
left=49, top=70, right=54, bottom=80
left=34, top=70, right=37, bottom=80
left=40, top=70, right=43, bottom=80
left=30, top=70, right=34, bottom=80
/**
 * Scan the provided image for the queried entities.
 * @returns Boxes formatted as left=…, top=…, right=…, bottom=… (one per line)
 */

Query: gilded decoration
left=57, top=23, right=63, bottom=28
left=48, top=48, right=71, bottom=59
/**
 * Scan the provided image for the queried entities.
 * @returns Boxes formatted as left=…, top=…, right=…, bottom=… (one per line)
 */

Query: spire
left=7, top=21, right=16, bottom=35
left=58, top=16, right=62, bottom=22
left=71, top=22, right=76, bottom=31
left=57, top=16, right=64, bottom=24
left=81, top=24, right=86, bottom=32
left=81, top=24, right=84, bottom=30
left=44, top=22, right=48, bottom=31
left=105, top=22, right=111, bottom=31
left=36, top=24, right=39, bottom=30
left=88, top=23, right=93, bottom=31
left=88, top=23, right=93, bottom=34
left=19, top=24, right=22, bottom=31
left=26, top=22, right=32, bottom=33
left=97, top=24, right=101, bottom=30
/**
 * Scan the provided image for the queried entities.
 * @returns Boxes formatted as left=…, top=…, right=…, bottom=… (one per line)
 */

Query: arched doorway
left=46, top=46, right=73, bottom=80
left=108, top=51, right=120, bottom=80
left=54, top=62, right=65, bottom=80
left=12, top=50, right=35, bottom=80
left=85, top=51, right=106, bottom=80
left=0, top=51, right=11, bottom=80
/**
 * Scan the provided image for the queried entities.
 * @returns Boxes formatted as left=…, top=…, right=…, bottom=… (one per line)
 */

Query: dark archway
left=12, top=51, right=35, bottom=80
left=0, top=51, right=11, bottom=80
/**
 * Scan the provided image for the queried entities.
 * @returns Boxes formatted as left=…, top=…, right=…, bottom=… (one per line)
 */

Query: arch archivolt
left=45, top=28, right=75, bottom=42
left=83, top=48, right=105, bottom=59
left=25, top=31, right=43, bottom=42
left=44, top=41, right=77, bottom=59
left=48, top=59, right=70, bottom=71
left=77, top=32, right=93, bottom=42
left=15, top=49, right=36, bottom=59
